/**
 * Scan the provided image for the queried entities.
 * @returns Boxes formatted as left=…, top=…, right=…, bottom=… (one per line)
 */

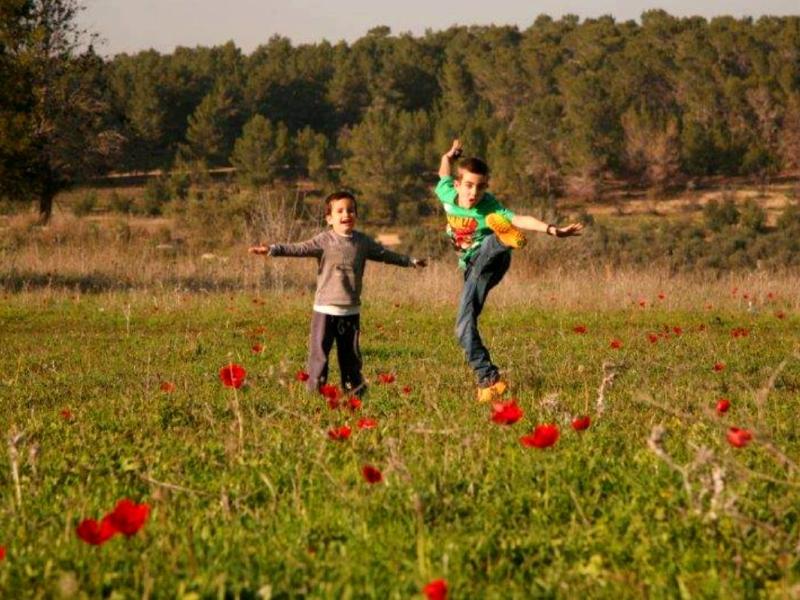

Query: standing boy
left=436, top=140, right=583, bottom=402
left=250, top=191, right=426, bottom=396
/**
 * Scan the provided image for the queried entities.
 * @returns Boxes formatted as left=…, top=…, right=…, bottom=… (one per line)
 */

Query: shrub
left=71, top=190, right=97, bottom=217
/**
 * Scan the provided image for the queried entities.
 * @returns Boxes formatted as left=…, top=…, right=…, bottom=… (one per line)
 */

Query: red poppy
left=358, top=418, right=378, bottom=430
left=423, top=579, right=448, bottom=600
left=76, top=517, right=117, bottom=545
left=295, top=370, right=310, bottom=382
left=401, top=385, right=412, bottom=395
left=571, top=415, right=591, bottom=431
left=776, top=311, right=786, bottom=320
left=106, top=499, right=150, bottom=537
left=767, top=292, right=775, bottom=300
left=647, top=333, right=659, bottom=344
left=716, top=398, right=731, bottom=414
left=697, top=324, right=707, bottom=332
left=573, top=324, right=587, bottom=334
left=638, top=299, right=647, bottom=308
left=251, top=343, right=264, bottom=354
left=713, top=362, right=726, bottom=372
left=328, top=425, right=352, bottom=441
left=731, top=327, right=749, bottom=338
left=60, top=408, right=74, bottom=421
left=347, top=396, right=362, bottom=411
left=0, top=546, right=5, bottom=561
left=727, top=427, right=752, bottom=448
left=362, top=465, right=383, bottom=483
left=159, top=381, right=176, bottom=393
left=219, top=364, right=246, bottom=389
left=520, top=424, right=560, bottom=448
left=610, top=339, right=622, bottom=349
left=490, top=399, right=524, bottom=425
left=658, top=292, right=666, bottom=300
left=672, top=326, right=683, bottom=336
left=377, top=373, right=396, bottom=384
left=320, top=384, right=341, bottom=408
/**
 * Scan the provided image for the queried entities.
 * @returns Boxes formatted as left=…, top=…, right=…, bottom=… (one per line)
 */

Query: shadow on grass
left=0, top=270, right=248, bottom=293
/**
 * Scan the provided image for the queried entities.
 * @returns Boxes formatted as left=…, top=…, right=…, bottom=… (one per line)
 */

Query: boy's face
left=455, top=169, right=489, bottom=209
left=326, top=198, right=357, bottom=235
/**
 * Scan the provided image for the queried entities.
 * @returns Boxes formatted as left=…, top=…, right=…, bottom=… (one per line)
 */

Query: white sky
left=79, top=0, right=800, bottom=56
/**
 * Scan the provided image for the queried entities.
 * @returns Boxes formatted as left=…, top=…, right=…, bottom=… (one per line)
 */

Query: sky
left=79, top=0, right=799, bottom=56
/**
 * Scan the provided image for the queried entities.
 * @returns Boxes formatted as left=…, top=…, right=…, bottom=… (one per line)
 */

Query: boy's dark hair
left=325, top=191, right=357, bottom=215
left=456, top=157, right=490, bottom=179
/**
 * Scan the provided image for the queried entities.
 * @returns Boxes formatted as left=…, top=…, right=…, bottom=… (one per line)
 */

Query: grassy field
left=1, top=287, right=798, bottom=598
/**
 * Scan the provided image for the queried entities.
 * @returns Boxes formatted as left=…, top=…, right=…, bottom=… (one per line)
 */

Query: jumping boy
left=249, top=191, right=426, bottom=397
left=437, top=140, right=583, bottom=402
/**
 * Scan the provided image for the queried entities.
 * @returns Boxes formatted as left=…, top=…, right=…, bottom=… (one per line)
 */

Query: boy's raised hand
left=248, top=245, right=271, bottom=255
left=446, top=139, right=462, bottom=160
left=553, top=223, right=585, bottom=237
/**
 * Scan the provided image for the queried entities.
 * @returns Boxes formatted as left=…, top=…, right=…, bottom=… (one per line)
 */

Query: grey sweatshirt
left=269, top=230, right=414, bottom=306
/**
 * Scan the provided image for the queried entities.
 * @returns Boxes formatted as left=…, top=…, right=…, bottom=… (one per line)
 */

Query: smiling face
left=454, top=169, right=489, bottom=209
left=326, top=197, right=357, bottom=235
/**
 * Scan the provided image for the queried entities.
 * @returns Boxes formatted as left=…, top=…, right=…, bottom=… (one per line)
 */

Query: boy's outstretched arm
left=511, top=215, right=585, bottom=237
left=248, top=234, right=326, bottom=258
left=438, top=139, right=462, bottom=178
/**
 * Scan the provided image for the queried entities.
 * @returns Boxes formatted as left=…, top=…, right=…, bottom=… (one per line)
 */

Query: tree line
left=2, top=3, right=800, bottom=222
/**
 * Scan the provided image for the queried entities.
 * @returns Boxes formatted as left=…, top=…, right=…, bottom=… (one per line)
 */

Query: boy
left=437, top=140, right=583, bottom=402
left=250, top=191, right=426, bottom=397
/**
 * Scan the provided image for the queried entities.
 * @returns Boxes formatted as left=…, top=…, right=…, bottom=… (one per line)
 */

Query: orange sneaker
left=477, top=380, right=508, bottom=403
left=486, top=213, right=526, bottom=249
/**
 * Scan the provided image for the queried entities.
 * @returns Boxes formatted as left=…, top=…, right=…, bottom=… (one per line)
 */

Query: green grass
left=0, top=292, right=798, bottom=598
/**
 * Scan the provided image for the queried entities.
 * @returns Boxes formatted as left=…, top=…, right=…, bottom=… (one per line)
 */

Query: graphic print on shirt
left=447, top=215, right=478, bottom=250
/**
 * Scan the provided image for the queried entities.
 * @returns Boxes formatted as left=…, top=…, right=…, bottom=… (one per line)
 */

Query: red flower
left=251, top=343, right=264, bottom=354
left=60, top=408, right=74, bottom=421
left=571, top=415, right=591, bottom=431
left=490, top=399, right=524, bottom=425
left=358, top=418, right=378, bottom=430
left=731, top=327, right=749, bottom=339
left=716, top=398, right=731, bottom=415
left=401, top=385, right=412, bottom=395
left=295, top=370, right=310, bottom=382
left=219, top=364, right=246, bottom=389
left=362, top=465, right=383, bottom=484
left=76, top=517, right=117, bottom=545
left=0, top=546, right=5, bottom=561
left=573, top=324, right=587, bottom=334
left=638, top=299, right=647, bottom=308
left=159, top=381, right=176, bottom=393
left=347, top=396, right=362, bottom=411
left=321, top=384, right=341, bottom=409
left=423, top=579, right=448, bottom=600
left=647, top=333, right=659, bottom=344
left=776, top=311, right=786, bottom=320
left=328, top=425, right=352, bottom=441
left=520, top=424, right=560, bottom=448
left=713, top=362, right=726, bottom=372
left=767, top=292, right=775, bottom=300
left=658, top=292, right=666, bottom=300
left=672, top=326, right=683, bottom=336
left=377, top=373, right=396, bottom=384
left=727, top=427, right=752, bottom=448
left=610, top=339, right=622, bottom=349
left=106, top=499, right=150, bottom=537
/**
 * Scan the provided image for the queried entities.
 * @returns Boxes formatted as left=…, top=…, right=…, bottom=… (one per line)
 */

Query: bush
left=739, top=198, right=766, bottom=233
left=143, top=177, right=172, bottom=216
left=71, top=190, right=97, bottom=217
left=703, top=194, right=739, bottom=232
left=109, top=191, right=134, bottom=214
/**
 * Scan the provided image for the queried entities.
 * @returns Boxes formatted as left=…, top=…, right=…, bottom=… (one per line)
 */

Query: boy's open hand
left=554, top=223, right=584, bottom=237
left=446, top=139, right=462, bottom=160
left=248, top=245, right=271, bottom=255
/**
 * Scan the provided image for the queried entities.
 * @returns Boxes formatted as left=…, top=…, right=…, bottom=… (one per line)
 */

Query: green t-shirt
left=435, top=176, right=515, bottom=269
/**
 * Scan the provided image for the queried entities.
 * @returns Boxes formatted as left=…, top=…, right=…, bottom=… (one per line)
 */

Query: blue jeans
left=455, top=234, right=511, bottom=387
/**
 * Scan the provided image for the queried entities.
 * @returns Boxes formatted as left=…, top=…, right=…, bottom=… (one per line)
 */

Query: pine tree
left=230, top=115, right=291, bottom=186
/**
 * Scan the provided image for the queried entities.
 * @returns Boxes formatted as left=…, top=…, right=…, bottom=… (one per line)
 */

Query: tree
left=294, top=126, right=331, bottom=182
left=340, top=105, right=431, bottom=222
left=182, top=82, right=240, bottom=166
left=230, top=114, right=291, bottom=186
left=0, top=0, right=122, bottom=222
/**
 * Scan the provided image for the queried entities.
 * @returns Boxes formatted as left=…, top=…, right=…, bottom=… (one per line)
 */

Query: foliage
left=230, top=115, right=291, bottom=186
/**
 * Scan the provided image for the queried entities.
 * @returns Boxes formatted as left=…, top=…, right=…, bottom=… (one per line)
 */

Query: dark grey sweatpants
left=307, top=311, right=364, bottom=395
